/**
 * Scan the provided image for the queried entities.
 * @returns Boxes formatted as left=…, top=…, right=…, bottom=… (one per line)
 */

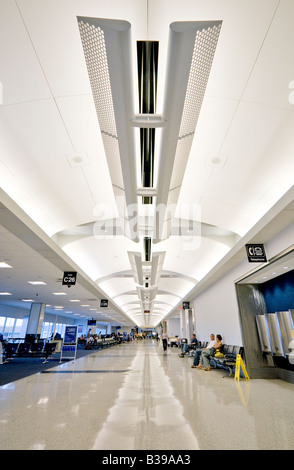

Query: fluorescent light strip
left=28, top=281, right=46, bottom=285
left=0, top=262, right=12, bottom=268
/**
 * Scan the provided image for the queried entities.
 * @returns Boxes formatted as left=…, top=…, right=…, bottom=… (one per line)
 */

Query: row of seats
left=2, top=341, right=57, bottom=364
left=84, top=337, right=118, bottom=350
left=178, top=338, right=245, bottom=377
left=178, top=339, right=208, bottom=357
left=210, top=344, right=244, bottom=376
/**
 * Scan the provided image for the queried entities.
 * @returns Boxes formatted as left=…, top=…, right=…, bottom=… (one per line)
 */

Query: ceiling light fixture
left=28, top=281, right=47, bottom=285
left=154, top=20, right=222, bottom=243
left=77, top=16, right=138, bottom=241
left=0, top=262, right=12, bottom=268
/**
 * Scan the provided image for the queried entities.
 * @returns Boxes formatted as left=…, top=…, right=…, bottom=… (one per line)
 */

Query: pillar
left=26, top=303, right=46, bottom=339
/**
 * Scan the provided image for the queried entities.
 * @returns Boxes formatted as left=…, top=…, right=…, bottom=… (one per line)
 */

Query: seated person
left=78, top=335, right=86, bottom=344
left=197, top=334, right=223, bottom=371
left=179, top=333, right=197, bottom=356
left=191, top=334, right=216, bottom=368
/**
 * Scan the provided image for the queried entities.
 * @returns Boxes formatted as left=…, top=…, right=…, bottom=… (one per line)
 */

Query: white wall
left=0, top=304, right=30, bottom=318
left=116, top=326, right=133, bottom=335
left=192, top=221, right=294, bottom=346
left=166, top=317, right=181, bottom=337
left=192, top=264, right=243, bottom=346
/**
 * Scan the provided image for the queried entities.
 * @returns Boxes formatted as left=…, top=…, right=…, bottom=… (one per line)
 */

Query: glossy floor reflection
left=1, top=340, right=294, bottom=450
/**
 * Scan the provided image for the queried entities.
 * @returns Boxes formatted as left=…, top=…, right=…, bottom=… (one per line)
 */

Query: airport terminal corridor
left=1, top=339, right=294, bottom=451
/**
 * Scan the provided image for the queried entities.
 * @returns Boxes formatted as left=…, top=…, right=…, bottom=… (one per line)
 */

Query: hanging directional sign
left=182, top=301, right=190, bottom=310
left=62, top=271, right=77, bottom=285
left=100, top=299, right=108, bottom=307
left=245, top=244, right=267, bottom=263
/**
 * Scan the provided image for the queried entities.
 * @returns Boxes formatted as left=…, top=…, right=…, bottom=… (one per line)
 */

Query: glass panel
left=0, top=316, right=6, bottom=334
left=13, top=319, right=23, bottom=338
left=4, top=317, right=15, bottom=339
left=41, top=322, right=52, bottom=340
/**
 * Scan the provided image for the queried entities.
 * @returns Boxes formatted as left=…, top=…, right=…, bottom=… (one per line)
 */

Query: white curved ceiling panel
left=0, top=0, right=52, bottom=104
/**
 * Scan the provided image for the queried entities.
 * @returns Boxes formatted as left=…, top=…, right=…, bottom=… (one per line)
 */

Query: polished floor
left=1, top=339, right=294, bottom=450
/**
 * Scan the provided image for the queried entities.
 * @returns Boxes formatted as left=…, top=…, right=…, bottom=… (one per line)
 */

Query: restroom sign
left=245, top=244, right=267, bottom=263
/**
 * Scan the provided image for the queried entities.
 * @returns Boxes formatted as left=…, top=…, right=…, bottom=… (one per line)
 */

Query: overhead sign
left=182, top=301, right=190, bottom=310
left=62, top=271, right=77, bottom=286
left=245, top=244, right=267, bottom=263
left=100, top=299, right=108, bottom=307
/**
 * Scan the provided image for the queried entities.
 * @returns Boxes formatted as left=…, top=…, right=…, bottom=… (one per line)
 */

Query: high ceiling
left=1, top=0, right=294, bottom=328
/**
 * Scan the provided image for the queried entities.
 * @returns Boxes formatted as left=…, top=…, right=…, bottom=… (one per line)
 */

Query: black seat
left=42, top=342, right=57, bottom=363
left=3, top=343, right=18, bottom=361
left=30, top=342, right=44, bottom=355
left=17, top=342, right=31, bottom=356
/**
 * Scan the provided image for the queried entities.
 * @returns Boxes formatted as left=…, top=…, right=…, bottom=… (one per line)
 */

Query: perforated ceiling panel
left=78, top=18, right=123, bottom=190
left=179, top=23, right=222, bottom=138
left=78, top=20, right=117, bottom=138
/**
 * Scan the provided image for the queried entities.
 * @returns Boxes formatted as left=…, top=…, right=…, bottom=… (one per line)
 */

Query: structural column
left=180, top=308, right=195, bottom=340
left=180, top=309, right=189, bottom=339
left=26, top=302, right=46, bottom=338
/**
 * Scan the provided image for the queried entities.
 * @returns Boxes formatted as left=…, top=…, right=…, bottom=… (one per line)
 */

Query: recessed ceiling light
left=283, top=266, right=289, bottom=269
left=28, top=281, right=47, bottom=285
left=66, top=152, right=89, bottom=168
left=0, top=262, right=12, bottom=268
left=205, top=153, right=228, bottom=168
left=0, top=292, right=12, bottom=295
left=70, top=299, right=80, bottom=302
left=21, top=299, right=34, bottom=302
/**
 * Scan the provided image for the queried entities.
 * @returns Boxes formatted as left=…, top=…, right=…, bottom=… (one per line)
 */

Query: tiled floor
left=1, top=340, right=294, bottom=450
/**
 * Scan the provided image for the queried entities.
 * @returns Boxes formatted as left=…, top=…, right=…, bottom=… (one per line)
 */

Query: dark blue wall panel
left=262, top=270, right=294, bottom=312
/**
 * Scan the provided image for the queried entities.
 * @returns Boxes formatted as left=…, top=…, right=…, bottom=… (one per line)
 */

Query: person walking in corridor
left=162, top=331, right=169, bottom=352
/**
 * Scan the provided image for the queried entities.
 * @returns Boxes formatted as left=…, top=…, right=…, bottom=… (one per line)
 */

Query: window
left=13, top=319, right=24, bottom=338
left=0, top=316, right=5, bottom=334
left=41, top=322, right=67, bottom=339
left=41, top=322, right=54, bottom=339
left=4, top=318, right=15, bottom=338
left=0, top=316, right=26, bottom=339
